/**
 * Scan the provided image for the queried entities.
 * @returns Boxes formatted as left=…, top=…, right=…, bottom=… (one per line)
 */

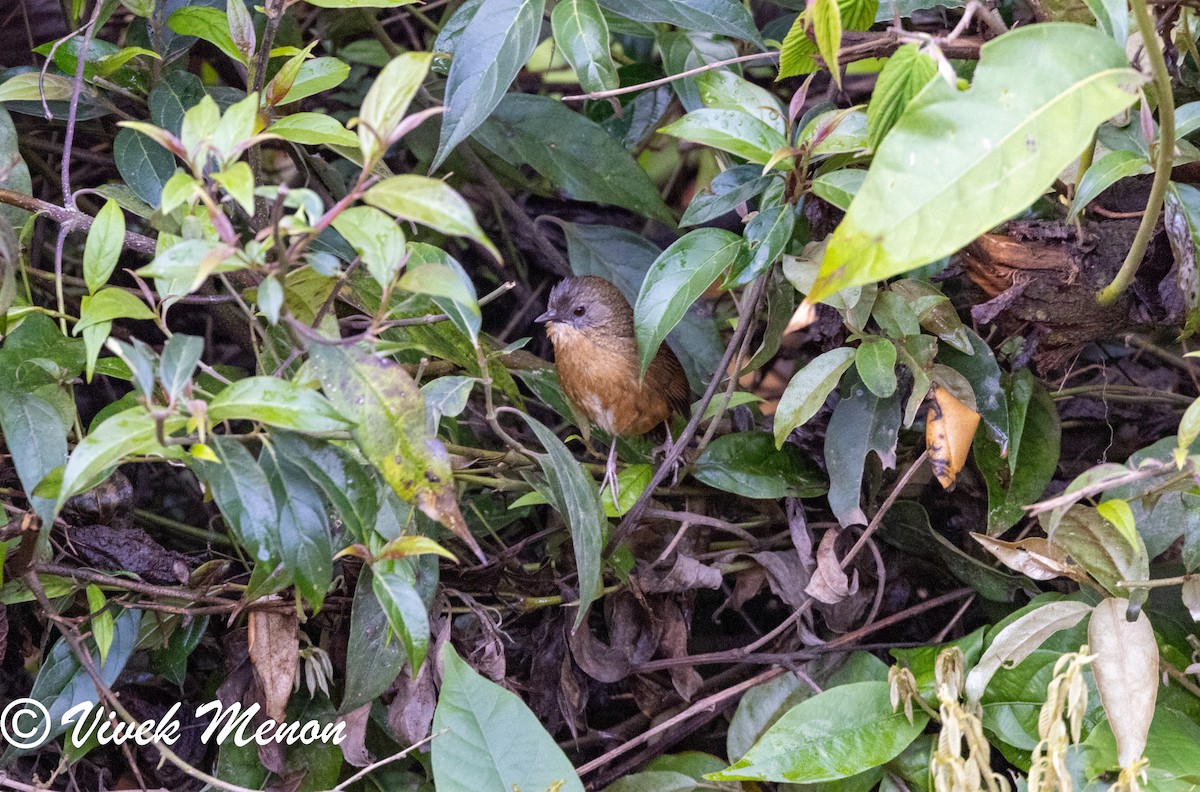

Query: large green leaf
left=595, top=0, right=763, bottom=46
left=192, top=434, right=279, bottom=562
left=692, top=432, right=826, bottom=499
left=357, top=51, right=431, bottom=162
left=0, top=106, right=32, bottom=229
left=810, top=24, right=1144, bottom=301
left=658, top=109, right=787, bottom=166
left=824, top=375, right=900, bottom=527
left=433, top=0, right=546, bottom=168
left=114, top=127, right=177, bottom=207
left=431, top=644, right=586, bottom=792
left=551, top=0, right=618, bottom=94
left=261, top=449, right=333, bottom=609
left=0, top=390, right=68, bottom=525
left=474, top=94, right=674, bottom=224
left=207, top=376, right=352, bottom=433
left=273, top=431, right=379, bottom=544
left=363, top=175, right=500, bottom=262
left=633, top=228, right=745, bottom=377
left=708, top=681, right=930, bottom=782
left=370, top=558, right=429, bottom=671
left=1067, top=149, right=1149, bottom=220
left=773, top=347, right=857, bottom=447
left=521, top=414, right=605, bottom=629
left=340, top=566, right=406, bottom=713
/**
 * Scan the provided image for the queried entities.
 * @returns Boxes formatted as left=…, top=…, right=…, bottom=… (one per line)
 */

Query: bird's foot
left=601, top=452, right=621, bottom=509
left=651, top=432, right=686, bottom=486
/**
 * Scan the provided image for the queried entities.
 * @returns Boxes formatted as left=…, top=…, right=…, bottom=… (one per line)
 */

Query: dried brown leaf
left=1089, top=597, right=1158, bottom=769
left=248, top=604, right=298, bottom=723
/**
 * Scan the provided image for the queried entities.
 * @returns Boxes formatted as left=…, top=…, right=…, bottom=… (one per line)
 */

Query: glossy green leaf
left=522, top=414, right=605, bottom=629
left=208, top=377, right=351, bottom=433
left=74, top=288, right=155, bottom=334
left=734, top=202, right=795, bottom=287
left=552, top=0, right=618, bottom=93
left=83, top=200, right=124, bottom=294
left=695, top=70, right=786, bottom=133
left=1068, top=149, right=1149, bottom=219
left=633, top=228, right=745, bottom=377
left=192, top=434, right=278, bottom=562
left=357, top=51, right=431, bottom=161
left=406, top=243, right=482, bottom=344
left=364, top=175, right=500, bottom=262
left=399, top=263, right=479, bottom=324
left=261, top=450, right=333, bottom=609
left=370, top=559, right=429, bottom=670
left=340, top=566, right=406, bottom=713
left=709, top=682, right=929, bottom=782
left=267, top=113, right=358, bottom=147
left=274, top=431, right=378, bottom=543
left=810, top=24, right=1144, bottom=301
left=433, top=0, right=546, bottom=168
left=659, top=109, right=788, bottom=166
left=810, top=168, right=866, bottom=211
left=0, top=388, right=69, bottom=526
left=431, top=644, right=586, bottom=792
left=473, top=94, right=674, bottom=224
left=854, top=337, right=897, bottom=398
left=866, top=44, right=937, bottom=149
left=824, top=376, right=900, bottom=526
left=331, top=206, right=407, bottom=288
left=693, top=432, right=826, bottom=499
left=773, top=347, right=856, bottom=447
left=0, top=72, right=75, bottom=102
left=681, top=165, right=773, bottom=226
left=158, top=333, right=203, bottom=401
left=113, top=127, right=176, bottom=206
left=167, top=7, right=244, bottom=64
left=595, top=0, right=763, bottom=45
left=277, top=57, right=351, bottom=105
left=56, top=407, right=185, bottom=511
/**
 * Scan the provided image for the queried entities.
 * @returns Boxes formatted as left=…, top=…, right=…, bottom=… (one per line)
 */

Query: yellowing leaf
left=926, top=383, right=980, bottom=490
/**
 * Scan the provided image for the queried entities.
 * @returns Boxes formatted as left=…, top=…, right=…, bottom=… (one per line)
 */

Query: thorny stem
left=1097, top=0, right=1175, bottom=304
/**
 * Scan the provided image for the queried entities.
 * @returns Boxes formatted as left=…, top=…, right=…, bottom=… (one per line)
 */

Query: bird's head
left=535, top=275, right=635, bottom=340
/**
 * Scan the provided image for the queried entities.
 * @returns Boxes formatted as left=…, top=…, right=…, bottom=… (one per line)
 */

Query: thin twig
left=0, top=188, right=158, bottom=255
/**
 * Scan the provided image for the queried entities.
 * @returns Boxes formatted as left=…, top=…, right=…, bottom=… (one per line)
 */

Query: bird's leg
left=601, top=436, right=620, bottom=508
left=651, top=423, right=685, bottom=485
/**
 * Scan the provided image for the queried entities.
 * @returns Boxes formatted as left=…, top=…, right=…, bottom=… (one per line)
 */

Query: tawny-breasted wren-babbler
left=536, top=276, right=691, bottom=503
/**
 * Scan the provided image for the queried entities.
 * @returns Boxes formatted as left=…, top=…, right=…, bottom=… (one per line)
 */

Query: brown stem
left=0, top=188, right=157, bottom=255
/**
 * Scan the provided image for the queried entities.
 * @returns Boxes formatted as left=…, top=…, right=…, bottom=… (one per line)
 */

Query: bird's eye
left=573, top=305, right=586, bottom=317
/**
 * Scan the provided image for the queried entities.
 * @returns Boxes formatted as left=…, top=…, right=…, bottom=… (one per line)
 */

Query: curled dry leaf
left=1182, top=578, right=1200, bottom=621
left=927, top=383, right=981, bottom=490
left=964, top=599, right=1093, bottom=702
left=972, top=533, right=1080, bottom=581
left=1088, top=597, right=1158, bottom=769
left=805, top=528, right=851, bottom=605
left=248, top=603, right=299, bottom=723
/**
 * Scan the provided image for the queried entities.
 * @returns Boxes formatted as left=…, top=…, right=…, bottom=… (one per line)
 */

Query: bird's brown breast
left=548, top=323, right=689, bottom=437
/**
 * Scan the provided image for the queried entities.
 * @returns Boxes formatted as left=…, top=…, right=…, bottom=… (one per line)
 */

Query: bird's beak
left=535, top=308, right=556, bottom=323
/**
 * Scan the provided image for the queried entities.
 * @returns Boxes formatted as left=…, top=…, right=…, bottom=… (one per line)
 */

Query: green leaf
left=974, top=372, right=1060, bottom=534
left=192, top=434, right=278, bottom=562
left=473, top=94, right=675, bottom=225
left=774, top=347, right=856, bottom=447
left=208, top=376, right=351, bottom=433
left=149, top=70, right=205, bottom=136
left=825, top=375, right=900, bottom=526
left=595, top=0, right=763, bottom=45
left=812, top=0, right=843, bottom=88
left=659, top=109, right=788, bottom=166
left=331, top=206, right=406, bottom=288
left=681, top=165, right=773, bottom=227
left=167, top=7, right=245, bottom=64
left=212, top=161, right=254, bottom=215
left=159, top=333, right=203, bottom=400
left=779, top=0, right=877, bottom=78
left=267, top=113, right=358, bottom=148
left=56, top=407, right=185, bottom=511
left=274, top=431, right=378, bottom=543
left=433, top=0, right=547, bottom=168
left=811, top=24, right=1144, bottom=301
left=357, top=51, right=432, bottom=162
left=74, top=288, right=155, bottom=334
left=866, top=44, right=937, bottom=149
left=695, top=70, right=786, bottom=133
left=1046, top=505, right=1149, bottom=596
left=113, top=127, right=177, bottom=206
left=0, top=72, right=75, bottom=102
left=854, top=338, right=897, bottom=398
left=364, top=175, right=500, bottom=262
left=302, top=0, right=420, bottom=7
left=307, top=345, right=482, bottom=560
left=810, top=169, right=866, bottom=211
left=552, top=0, right=618, bottom=94
left=399, top=263, right=480, bottom=326
left=0, top=106, right=32, bottom=230
left=708, top=681, right=930, bottom=782
left=261, top=450, right=333, bottom=610
left=733, top=202, right=796, bottom=287
left=83, top=200, right=124, bottom=294
left=85, top=586, right=114, bottom=664
left=406, top=243, right=482, bottom=344
left=137, top=239, right=242, bottom=298
left=633, top=228, right=745, bottom=377
left=431, top=644, right=586, bottom=792
left=340, top=566, right=406, bottom=713
left=693, top=432, right=826, bottom=499
left=521, top=413, right=605, bottom=629
left=226, top=0, right=255, bottom=62
left=277, top=57, right=351, bottom=105
left=1083, top=0, right=1128, bottom=44
left=1068, top=149, right=1149, bottom=219
left=0, top=389, right=69, bottom=525
left=370, top=559, right=429, bottom=670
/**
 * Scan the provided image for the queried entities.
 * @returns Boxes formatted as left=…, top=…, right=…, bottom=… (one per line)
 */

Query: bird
left=535, top=275, right=692, bottom=505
